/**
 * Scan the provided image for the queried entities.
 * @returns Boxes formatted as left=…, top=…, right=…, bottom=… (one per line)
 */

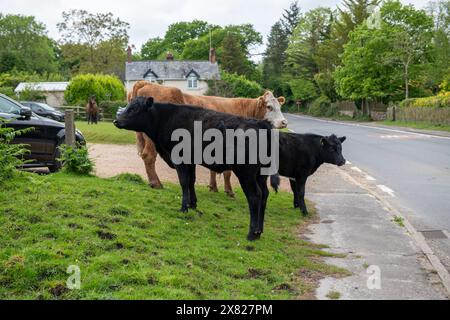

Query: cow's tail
left=136, top=132, right=145, bottom=157
left=270, top=174, right=280, bottom=193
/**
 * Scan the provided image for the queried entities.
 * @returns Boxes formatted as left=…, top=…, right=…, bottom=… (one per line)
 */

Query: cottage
left=14, top=82, right=69, bottom=107
left=125, top=49, right=220, bottom=96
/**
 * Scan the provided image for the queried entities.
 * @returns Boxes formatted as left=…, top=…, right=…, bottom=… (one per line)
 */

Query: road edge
left=335, top=167, right=450, bottom=296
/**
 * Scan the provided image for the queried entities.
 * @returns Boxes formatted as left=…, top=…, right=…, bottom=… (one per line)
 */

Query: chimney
left=127, top=46, right=132, bottom=63
left=166, top=52, right=174, bottom=61
left=209, top=48, right=216, bottom=64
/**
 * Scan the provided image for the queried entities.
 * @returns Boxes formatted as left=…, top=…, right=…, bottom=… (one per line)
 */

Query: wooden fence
left=58, top=106, right=111, bottom=121
left=387, top=107, right=450, bottom=124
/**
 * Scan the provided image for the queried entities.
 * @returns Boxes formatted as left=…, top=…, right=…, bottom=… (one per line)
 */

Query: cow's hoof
left=150, top=183, right=164, bottom=189
left=293, top=203, right=300, bottom=209
left=180, top=207, right=189, bottom=213
left=225, top=191, right=235, bottom=198
left=189, top=203, right=197, bottom=210
left=301, top=209, right=309, bottom=216
left=209, top=185, right=219, bottom=193
left=247, top=232, right=261, bottom=241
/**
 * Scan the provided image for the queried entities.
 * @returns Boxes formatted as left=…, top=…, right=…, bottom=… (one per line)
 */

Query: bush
left=17, top=88, right=46, bottom=102
left=206, top=71, right=264, bottom=98
left=0, top=86, right=15, bottom=98
left=400, top=93, right=450, bottom=108
left=307, top=96, right=333, bottom=117
left=440, top=73, right=450, bottom=93
left=58, top=144, right=94, bottom=175
left=98, top=100, right=127, bottom=119
left=65, top=74, right=126, bottom=106
left=0, top=118, right=31, bottom=182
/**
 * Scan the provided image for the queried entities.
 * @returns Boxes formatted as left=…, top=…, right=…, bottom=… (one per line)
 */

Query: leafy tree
left=141, top=37, right=166, bottom=60
left=206, top=71, right=263, bottom=98
left=0, top=14, right=58, bottom=74
left=334, top=24, right=399, bottom=114
left=57, top=10, right=129, bottom=76
left=330, top=0, right=380, bottom=66
left=162, top=20, right=212, bottom=54
left=284, top=7, right=335, bottom=101
left=381, top=0, right=434, bottom=100
left=426, top=0, right=450, bottom=92
left=221, top=33, right=250, bottom=76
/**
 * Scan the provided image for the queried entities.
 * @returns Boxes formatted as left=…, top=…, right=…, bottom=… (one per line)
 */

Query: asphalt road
left=285, top=114, right=450, bottom=233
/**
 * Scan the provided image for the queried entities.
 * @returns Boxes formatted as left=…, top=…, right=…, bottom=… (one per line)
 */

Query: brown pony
left=86, top=95, right=99, bottom=125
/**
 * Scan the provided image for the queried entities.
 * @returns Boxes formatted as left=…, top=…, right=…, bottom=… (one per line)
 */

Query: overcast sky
left=1, top=0, right=430, bottom=54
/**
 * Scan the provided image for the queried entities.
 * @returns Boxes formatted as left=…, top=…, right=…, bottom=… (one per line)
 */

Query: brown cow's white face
left=263, top=91, right=288, bottom=129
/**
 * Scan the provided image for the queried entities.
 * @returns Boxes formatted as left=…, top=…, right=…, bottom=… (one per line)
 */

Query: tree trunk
left=404, top=64, right=409, bottom=100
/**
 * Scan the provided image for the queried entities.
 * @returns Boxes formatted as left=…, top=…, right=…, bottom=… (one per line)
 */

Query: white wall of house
left=44, top=92, right=65, bottom=107
left=126, top=80, right=209, bottom=96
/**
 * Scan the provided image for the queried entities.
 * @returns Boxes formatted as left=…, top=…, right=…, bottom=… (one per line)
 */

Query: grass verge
left=380, top=120, right=450, bottom=133
left=76, top=121, right=136, bottom=145
left=0, top=172, right=346, bottom=300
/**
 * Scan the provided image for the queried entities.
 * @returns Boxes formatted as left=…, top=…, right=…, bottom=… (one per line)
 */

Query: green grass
left=76, top=121, right=136, bottom=145
left=380, top=120, right=450, bottom=133
left=0, top=172, right=346, bottom=300
left=326, top=291, right=341, bottom=300
left=392, top=216, right=405, bottom=228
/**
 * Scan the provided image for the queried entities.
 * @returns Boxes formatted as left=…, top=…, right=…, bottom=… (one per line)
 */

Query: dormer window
left=144, top=69, right=158, bottom=83
left=186, top=70, right=200, bottom=90
left=188, top=75, right=198, bottom=89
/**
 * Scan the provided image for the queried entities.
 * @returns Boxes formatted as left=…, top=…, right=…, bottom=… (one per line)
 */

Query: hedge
left=65, top=74, right=126, bottom=106
left=99, top=100, right=127, bottom=119
left=400, top=92, right=450, bottom=108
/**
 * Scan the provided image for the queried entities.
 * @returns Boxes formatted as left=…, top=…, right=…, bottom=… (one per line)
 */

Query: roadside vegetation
left=0, top=171, right=346, bottom=299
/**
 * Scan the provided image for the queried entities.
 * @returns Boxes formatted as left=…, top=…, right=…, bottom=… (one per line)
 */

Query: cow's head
left=114, top=96, right=154, bottom=132
left=320, top=135, right=347, bottom=166
left=260, top=91, right=288, bottom=129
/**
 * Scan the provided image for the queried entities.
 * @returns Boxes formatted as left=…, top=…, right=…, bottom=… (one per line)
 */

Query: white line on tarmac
left=287, top=114, right=450, bottom=141
left=377, top=185, right=395, bottom=197
left=346, top=161, right=352, bottom=165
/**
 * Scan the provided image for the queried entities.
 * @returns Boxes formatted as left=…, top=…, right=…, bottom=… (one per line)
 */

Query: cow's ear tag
left=320, top=138, right=327, bottom=147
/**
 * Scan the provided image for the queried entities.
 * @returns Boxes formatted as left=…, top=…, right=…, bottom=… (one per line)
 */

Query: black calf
left=271, top=133, right=346, bottom=215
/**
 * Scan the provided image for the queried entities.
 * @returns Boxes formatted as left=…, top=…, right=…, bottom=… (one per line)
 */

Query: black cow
left=270, top=133, right=346, bottom=215
left=114, top=96, right=275, bottom=241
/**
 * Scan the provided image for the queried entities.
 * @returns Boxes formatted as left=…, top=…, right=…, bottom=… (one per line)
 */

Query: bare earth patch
left=88, top=143, right=292, bottom=192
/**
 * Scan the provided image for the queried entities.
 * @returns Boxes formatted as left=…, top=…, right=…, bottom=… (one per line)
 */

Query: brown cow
left=129, top=81, right=287, bottom=196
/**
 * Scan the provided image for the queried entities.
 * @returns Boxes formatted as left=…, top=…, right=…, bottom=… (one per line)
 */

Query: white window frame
left=145, top=75, right=158, bottom=83
left=187, top=75, right=198, bottom=90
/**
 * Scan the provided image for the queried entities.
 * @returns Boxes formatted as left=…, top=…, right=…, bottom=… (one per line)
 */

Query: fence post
left=392, top=106, right=396, bottom=122
left=65, top=110, right=76, bottom=146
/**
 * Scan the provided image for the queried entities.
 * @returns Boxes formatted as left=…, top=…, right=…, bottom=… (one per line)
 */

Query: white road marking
left=365, top=175, right=376, bottom=181
left=351, top=166, right=363, bottom=173
left=377, top=185, right=395, bottom=197
left=287, top=114, right=450, bottom=141
left=346, top=161, right=352, bottom=165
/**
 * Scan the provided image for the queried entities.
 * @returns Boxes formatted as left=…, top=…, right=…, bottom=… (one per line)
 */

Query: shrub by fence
left=400, top=93, right=450, bottom=109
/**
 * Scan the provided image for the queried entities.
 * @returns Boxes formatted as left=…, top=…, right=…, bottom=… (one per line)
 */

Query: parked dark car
left=20, top=101, right=65, bottom=122
left=1, top=94, right=85, bottom=172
